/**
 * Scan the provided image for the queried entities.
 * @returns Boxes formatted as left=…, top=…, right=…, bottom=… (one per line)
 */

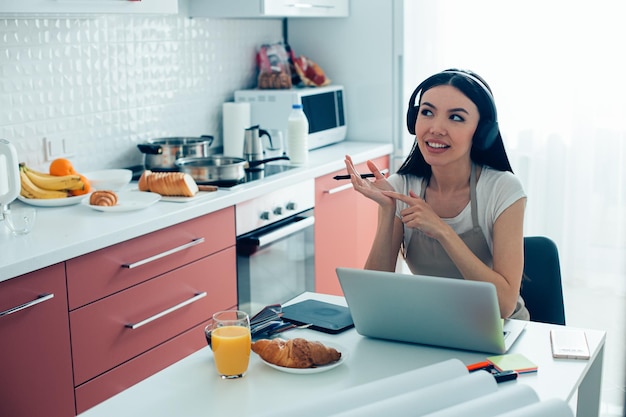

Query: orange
left=70, top=174, right=91, bottom=196
left=49, top=158, right=76, bottom=176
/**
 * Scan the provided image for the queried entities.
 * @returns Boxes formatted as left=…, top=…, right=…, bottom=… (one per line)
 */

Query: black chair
left=520, top=236, right=566, bottom=325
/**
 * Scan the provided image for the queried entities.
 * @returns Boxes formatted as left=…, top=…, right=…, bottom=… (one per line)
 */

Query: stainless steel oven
left=236, top=180, right=315, bottom=315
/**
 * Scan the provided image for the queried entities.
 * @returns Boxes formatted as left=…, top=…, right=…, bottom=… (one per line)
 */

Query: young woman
left=344, top=69, right=528, bottom=319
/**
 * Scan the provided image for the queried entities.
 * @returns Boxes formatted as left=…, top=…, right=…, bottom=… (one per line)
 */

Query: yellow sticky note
left=487, top=353, right=538, bottom=374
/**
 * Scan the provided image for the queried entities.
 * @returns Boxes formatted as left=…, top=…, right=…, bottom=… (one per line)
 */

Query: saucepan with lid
left=137, top=135, right=215, bottom=171
left=175, top=155, right=289, bottom=185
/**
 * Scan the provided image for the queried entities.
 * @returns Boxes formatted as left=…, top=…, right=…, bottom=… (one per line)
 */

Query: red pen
left=466, top=360, right=493, bottom=372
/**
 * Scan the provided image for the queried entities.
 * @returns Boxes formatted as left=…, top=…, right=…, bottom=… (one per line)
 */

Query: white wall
left=0, top=14, right=282, bottom=172
left=403, top=0, right=626, bottom=294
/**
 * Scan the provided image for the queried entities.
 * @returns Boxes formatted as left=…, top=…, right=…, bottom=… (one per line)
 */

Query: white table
left=78, top=293, right=606, bottom=417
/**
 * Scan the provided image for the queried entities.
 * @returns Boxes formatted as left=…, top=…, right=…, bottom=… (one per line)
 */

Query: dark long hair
left=398, top=69, right=513, bottom=178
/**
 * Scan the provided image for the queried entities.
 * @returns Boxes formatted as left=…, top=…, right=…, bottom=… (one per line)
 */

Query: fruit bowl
left=84, top=169, right=133, bottom=191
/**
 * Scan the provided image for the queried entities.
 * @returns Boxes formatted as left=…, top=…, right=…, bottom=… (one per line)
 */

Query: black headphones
left=406, top=69, right=499, bottom=150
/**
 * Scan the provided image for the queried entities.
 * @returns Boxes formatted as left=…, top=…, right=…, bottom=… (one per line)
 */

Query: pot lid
left=148, top=135, right=214, bottom=146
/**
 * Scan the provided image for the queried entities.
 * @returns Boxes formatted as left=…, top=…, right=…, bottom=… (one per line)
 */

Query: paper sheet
left=251, top=359, right=468, bottom=417
left=327, top=370, right=497, bottom=417
left=493, top=398, right=574, bottom=417
left=422, top=384, right=539, bottom=417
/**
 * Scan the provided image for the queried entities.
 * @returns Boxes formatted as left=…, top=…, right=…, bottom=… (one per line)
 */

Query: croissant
left=138, top=170, right=199, bottom=197
left=252, top=338, right=341, bottom=369
left=89, top=190, right=118, bottom=206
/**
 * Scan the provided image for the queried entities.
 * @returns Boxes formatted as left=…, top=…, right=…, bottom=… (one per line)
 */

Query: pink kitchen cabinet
left=314, top=155, right=390, bottom=295
left=66, top=207, right=237, bottom=414
left=66, top=207, right=236, bottom=310
left=0, top=263, right=75, bottom=417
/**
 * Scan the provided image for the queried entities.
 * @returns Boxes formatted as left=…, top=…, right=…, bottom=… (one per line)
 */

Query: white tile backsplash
left=0, top=15, right=282, bottom=172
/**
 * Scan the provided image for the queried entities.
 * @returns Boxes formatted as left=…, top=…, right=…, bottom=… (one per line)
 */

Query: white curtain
left=405, top=0, right=626, bottom=292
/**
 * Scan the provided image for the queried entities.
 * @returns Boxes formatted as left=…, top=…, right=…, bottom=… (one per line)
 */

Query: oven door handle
left=254, top=216, right=315, bottom=248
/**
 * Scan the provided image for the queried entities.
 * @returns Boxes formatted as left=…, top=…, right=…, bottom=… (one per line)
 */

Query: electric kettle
left=0, top=139, right=21, bottom=218
left=243, top=125, right=272, bottom=169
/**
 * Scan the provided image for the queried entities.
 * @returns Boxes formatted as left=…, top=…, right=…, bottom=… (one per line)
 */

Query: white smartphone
left=550, top=329, right=590, bottom=359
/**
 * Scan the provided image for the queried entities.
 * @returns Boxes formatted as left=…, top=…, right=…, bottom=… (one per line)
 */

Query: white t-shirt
left=387, top=166, right=526, bottom=254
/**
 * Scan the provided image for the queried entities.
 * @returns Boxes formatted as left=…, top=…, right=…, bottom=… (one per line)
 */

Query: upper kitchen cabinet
left=189, top=0, right=348, bottom=18
left=0, top=0, right=178, bottom=15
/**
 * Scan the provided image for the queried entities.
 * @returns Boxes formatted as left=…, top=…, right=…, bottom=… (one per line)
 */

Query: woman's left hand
left=344, top=155, right=395, bottom=208
left=382, top=190, right=447, bottom=238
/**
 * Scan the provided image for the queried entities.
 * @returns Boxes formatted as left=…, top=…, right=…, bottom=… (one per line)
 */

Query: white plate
left=259, top=341, right=346, bottom=374
left=82, top=191, right=161, bottom=212
left=17, top=194, right=86, bottom=207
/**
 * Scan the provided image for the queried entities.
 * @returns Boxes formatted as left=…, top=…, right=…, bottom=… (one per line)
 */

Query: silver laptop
left=336, top=267, right=526, bottom=354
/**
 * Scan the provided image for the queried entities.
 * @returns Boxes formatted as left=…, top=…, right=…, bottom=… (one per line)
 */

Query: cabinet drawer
left=75, top=322, right=207, bottom=414
left=315, top=155, right=389, bottom=295
left=67, top=207, right=235, bottom=310
left=0, top=264, right=75, bottom=417
left=189, top=0, right=348, bottom=18
left=0, top=0, right=178, bottom=14
left=70, top=247, right=237, bottom=386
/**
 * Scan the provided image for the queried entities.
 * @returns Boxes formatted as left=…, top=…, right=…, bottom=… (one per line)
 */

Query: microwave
left=234, top=85, right=346, bottom=150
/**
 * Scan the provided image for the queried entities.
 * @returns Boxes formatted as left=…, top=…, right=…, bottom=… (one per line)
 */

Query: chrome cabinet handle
left=121, top=237, right=205, bottom=269
left=325, top=183, right=353, bottom=195
left=287, top=3, right=335, bottom=9
left=125, top=292, right=207, bottom=330
left=256, top=216, right=315, bottom=248
left=0, top=293, right=54, bottom=318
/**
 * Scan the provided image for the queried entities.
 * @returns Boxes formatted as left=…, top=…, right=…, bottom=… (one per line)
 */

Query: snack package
left=256, top=43, right=292, bottom=89
left=291, top=55, right=331, bottom=87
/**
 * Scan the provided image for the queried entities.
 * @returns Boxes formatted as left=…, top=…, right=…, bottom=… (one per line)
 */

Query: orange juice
left=211, top=325, right=251, bottom=377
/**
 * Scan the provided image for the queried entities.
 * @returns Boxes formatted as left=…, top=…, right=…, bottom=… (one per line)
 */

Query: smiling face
left=414, top=85, right=480, bottom=168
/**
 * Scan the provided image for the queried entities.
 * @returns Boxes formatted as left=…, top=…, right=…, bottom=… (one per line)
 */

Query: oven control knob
left=273, top=207, right=283, bottom=216
left=260, top=211, right=271, bottom=221
left=285, top=202, right=297, bottom=211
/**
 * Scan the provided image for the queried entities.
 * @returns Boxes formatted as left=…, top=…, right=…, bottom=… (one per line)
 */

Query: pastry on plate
left=251, top=338, right=341, bottom=369
left=89, top=190, right=118, bottom=206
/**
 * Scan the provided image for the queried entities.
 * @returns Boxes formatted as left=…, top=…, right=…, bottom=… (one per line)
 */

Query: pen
left=333, top=173, right=376, bottom=180
left=466, top=360, right=493, bottom=372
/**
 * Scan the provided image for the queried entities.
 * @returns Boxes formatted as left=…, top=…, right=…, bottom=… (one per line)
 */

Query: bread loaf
left=90, top=190, right=118, bottom=206
left=138, top=170, right=199, bottom=197
left=251, top=338, right=341, bottom=368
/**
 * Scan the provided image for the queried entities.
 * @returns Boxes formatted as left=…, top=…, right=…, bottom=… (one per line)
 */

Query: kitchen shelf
left=189, top=0, right=348, bottom=18
left=0, top=0, right=178, bottom=15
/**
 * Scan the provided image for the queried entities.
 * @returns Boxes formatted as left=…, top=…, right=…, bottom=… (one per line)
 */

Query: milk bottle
left=287, top=104, right=309, bottom=165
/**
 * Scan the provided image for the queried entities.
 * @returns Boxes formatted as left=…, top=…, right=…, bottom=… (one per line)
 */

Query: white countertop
left=0, top=141, right=393, bottom=281
left=77, top=292, right=607, bottom=417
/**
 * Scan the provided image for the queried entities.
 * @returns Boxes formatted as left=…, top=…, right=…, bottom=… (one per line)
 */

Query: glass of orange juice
left=207, top=310, right=251, bottom=379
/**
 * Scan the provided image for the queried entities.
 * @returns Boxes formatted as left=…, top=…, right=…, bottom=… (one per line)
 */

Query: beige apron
left=403, top=165, right=529, bottom=320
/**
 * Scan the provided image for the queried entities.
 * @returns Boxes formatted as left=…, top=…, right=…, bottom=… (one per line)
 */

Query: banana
left=19, top=164, right=54, bottom=178
left=19, top=166, right=68, bottom=199
left=21, top=163, right=85, bottom=191
left=20, top=187, right=38, bottom=199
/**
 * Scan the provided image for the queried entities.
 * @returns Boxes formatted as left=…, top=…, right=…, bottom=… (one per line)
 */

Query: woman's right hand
left=344, top=155, right=395, bottom=208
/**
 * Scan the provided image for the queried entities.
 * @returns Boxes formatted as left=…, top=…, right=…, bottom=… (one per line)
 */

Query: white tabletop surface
left=78, top=293, right=606, bottom=417
left=0, top=141, right=392, bottom=281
